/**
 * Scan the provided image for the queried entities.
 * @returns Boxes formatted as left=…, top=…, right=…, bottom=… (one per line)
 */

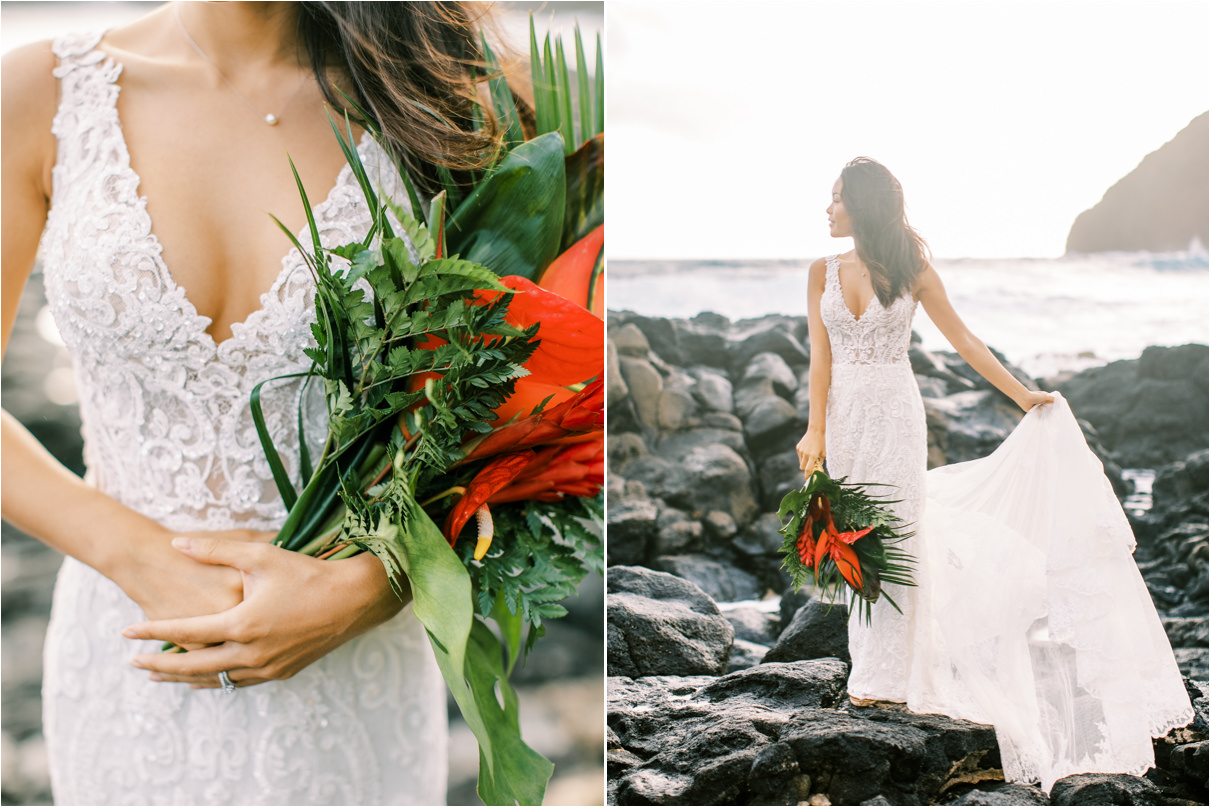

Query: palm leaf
left=481, top=33, right=525, bottom=153
left=594, top=32, right=604, bottom=135
left=574, top=23, right=592, bottom=145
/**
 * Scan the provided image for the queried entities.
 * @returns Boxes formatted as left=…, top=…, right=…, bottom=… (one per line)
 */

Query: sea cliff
left=1066, top=112, right=1209, bottom=254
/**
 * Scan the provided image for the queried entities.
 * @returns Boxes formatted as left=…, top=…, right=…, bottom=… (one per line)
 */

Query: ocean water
left=609, top=251, right=1209, bottom=379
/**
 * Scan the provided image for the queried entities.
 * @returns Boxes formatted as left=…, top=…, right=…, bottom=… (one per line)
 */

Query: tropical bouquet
left=255, top=21, right=603, bottom=806
left=777, top=469, right=916, bottom=624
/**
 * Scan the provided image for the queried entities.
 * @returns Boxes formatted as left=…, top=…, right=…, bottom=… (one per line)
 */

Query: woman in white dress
left=1, top=2, right=506, bottom=803
left=796, top=157, right=1192, bottom=790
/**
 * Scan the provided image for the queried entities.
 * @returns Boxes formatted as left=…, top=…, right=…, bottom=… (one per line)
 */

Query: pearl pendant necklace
left=175, top=4, right=306, bottom=127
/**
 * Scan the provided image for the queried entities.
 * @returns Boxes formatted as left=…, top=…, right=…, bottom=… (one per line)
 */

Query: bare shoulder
left=808, top=256, right=829, bottom=286
left=98, top=4, right=176, bottom=62
left=2, top=41, right=59, bottom=191
left=2, top=40, right=58, bottom=124
left=913, top=262, right=943, bottom=298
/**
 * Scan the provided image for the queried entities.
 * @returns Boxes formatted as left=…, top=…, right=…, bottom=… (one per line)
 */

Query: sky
left=0, top=2, right=602, bottom=72
left=608, top=1, right=1210, bottom=259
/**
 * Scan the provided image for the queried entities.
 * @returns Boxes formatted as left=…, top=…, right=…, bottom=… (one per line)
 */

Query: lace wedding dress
left=38, top=33, right=447, bottom=805
left=820, top=254, right=1193, bottom=790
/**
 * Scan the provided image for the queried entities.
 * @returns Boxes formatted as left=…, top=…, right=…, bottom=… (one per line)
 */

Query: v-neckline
left=105, top=54, right=365, bottom=353
left=833, top=254, right=877, bottom=322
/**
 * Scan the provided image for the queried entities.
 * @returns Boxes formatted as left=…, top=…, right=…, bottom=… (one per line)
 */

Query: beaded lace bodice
left=41, top=31, right=397, bottom=533
left=39, top=33, right=447, bottom=806
left=820, top=254, right=916, bottom=366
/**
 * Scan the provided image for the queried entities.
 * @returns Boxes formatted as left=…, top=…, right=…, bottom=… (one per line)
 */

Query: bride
left=1, top=2, right=509, bottom=803
left=796, top=157, right=1193, bottom=790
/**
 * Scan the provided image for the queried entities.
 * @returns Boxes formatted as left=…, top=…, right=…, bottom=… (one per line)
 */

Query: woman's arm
left=916, top=264, right=1053, bottom=412
left=1, top=41, right=248, bottom=623
left=796, top=257, right=832, bottom=476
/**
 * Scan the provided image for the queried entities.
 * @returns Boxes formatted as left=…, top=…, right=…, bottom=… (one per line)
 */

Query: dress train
left=906, top=393, right=1193, bottom=789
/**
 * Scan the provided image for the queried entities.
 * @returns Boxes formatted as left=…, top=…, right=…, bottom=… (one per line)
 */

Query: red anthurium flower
left=489, top=380, right=576, bottom=429
left=475, top=276, right=602, bottom=388
left=535, top=225, right=605, bottom=318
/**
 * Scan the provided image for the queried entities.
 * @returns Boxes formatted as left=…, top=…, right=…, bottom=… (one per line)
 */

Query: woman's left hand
left=1017, top=390, right=1055, bottom=412
left=123, top=537, right=408, bottom=688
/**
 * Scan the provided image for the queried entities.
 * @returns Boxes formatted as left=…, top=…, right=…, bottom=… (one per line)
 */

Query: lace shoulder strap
left=824, top=254, right=841, bottom=290
left=49, top=32, right=121, bottom=168
left=51, top=31, right=108, bottom=75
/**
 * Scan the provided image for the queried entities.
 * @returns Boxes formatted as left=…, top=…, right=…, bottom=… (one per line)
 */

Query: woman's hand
left=120, top=528, right=272, bottom=629
left=1016, top=390, right=1055, bottom=412
left=796, top=428, right=826, bottom=479
left=123, top=538, right=407, bottom=688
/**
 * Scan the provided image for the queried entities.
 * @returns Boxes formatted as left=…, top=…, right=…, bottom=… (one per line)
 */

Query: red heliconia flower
left=808, top=495, right=866, bottom=592
left=796, top=518, right=816, bottom=569
left=827, top=538, right=865, bottom=592
left=438, top=258, right=606, bottom=547
left=487, top=440, right=604, bottom=505
left=442, top=452, right=532, bottom=545
left=458, top=378, right=603, bottom=464
left=443, top=440, right=604, bottom=544
left=837, top=526, right=874, bottom=545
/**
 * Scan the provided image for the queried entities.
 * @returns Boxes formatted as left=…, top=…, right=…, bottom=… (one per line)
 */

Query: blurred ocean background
left=610, top=249, right=1210, bottom=380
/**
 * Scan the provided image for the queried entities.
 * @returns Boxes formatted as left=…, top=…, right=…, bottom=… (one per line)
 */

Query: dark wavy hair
left=298, top=2, right=520, bottom=195
left=839, top=157, right=931, bottom=306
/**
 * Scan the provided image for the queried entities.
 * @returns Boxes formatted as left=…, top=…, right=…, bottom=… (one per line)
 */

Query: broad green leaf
left=464, top=619, right=553, bottom=804
left=445, top=133, right=566, bottom=281
left=492, top=598, right=524, bottom=677
left=561, top=133, right=604, bottom=251
left=365, top=491, right=550, bottom=804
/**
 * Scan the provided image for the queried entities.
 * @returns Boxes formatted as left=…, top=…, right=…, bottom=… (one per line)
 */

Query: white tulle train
left=907, top=393, right=1193, bottom=790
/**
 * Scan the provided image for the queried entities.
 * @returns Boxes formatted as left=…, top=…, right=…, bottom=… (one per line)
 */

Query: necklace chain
left=174, top=4, right=307, bottom=126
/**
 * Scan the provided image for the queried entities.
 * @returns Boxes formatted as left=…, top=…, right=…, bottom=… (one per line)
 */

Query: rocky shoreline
left=606, top=310, right=1208, bottom=805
